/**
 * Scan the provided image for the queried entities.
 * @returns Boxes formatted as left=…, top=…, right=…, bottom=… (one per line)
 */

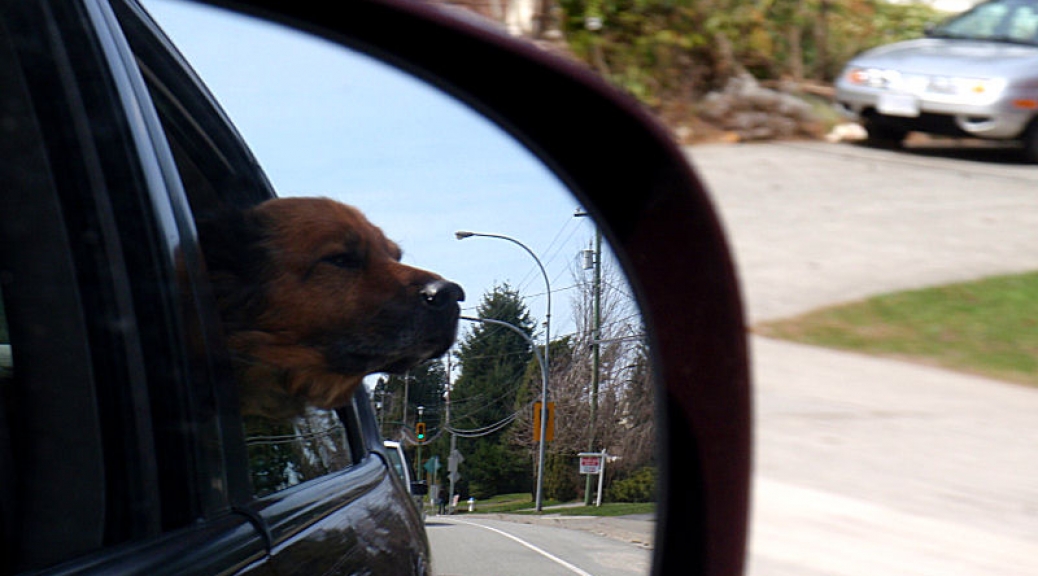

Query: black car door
left=0, top=0, right=275, bottom=573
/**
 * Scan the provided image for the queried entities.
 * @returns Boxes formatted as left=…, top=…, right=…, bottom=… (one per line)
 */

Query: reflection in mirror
left=143, top=0, right=651, bottom=563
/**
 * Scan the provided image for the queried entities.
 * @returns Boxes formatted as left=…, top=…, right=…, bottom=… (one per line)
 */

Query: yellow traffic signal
left=415, top=422, right=426, bottom=441
left=532, top=401, right=555, bottom=442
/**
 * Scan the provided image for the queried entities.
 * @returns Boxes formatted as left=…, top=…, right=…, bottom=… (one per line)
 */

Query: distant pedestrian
left=437, top=493, right=447, bottom=515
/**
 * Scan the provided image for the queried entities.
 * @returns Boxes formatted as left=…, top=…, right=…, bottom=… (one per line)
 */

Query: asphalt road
left=427, top=515, right=650, bottom=576
left=689, top=140, right=1038, bottom=576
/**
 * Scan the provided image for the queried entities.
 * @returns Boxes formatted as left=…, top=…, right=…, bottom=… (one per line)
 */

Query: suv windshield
left=931, top=0, right=1038, bottom=44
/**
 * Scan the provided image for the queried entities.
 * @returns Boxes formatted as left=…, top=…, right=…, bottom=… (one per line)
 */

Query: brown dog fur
left=198, top=197, right=463, bottom=419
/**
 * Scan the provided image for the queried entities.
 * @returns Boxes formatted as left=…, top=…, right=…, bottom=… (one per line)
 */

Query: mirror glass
left=143, top=1, right=653, bottom=571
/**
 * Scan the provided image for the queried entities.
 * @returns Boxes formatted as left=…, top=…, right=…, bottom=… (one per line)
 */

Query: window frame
left=111, top=0, right=409, bottom=558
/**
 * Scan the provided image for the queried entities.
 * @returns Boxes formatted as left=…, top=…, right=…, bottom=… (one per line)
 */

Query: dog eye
left=323, top=253, right=364, bottom=269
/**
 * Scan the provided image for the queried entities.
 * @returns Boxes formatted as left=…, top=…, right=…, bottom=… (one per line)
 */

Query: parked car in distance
left=835, top=0, right=1038, bottom=160
left=384, top=440, right=414, bottom=488
left=385, top=440, right=428, bottom=514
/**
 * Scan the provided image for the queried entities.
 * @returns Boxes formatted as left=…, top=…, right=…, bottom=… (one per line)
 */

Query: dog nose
left=419, top=280, right=465, bottom=310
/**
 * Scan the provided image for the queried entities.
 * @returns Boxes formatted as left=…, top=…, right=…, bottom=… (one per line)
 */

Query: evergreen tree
left=450, top=284, right=536, bottom=498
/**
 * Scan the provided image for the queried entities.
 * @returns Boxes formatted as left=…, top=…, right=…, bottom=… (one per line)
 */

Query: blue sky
left=143, top=0, right=610, bottom=344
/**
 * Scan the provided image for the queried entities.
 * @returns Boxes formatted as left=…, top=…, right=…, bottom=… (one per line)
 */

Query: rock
left=698, top=73, right=825, bottom=141
left=825, top=122, right=867, bottom=142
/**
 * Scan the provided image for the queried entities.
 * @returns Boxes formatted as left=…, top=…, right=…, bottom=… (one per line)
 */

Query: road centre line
left=446, top=517, right=595, bottom=576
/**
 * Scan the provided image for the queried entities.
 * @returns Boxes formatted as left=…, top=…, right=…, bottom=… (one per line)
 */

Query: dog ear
left=194, top=205, right=270, bottom=330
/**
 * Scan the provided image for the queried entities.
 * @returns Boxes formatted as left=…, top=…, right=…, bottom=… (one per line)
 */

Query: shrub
left=607, top=466, right=656, bottom=503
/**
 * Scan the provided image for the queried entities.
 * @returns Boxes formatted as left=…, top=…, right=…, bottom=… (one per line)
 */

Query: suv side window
left=112, top=0, right=358, bottom=497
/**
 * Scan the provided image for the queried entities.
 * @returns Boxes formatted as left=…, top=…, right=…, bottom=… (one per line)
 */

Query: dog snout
left=419, top=280, right=465, bottom=310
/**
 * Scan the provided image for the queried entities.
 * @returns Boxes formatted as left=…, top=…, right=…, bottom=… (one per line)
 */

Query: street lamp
left=455, top=230, right=551, bottom=512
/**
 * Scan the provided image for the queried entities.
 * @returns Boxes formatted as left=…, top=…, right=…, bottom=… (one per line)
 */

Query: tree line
left=452, top=0, right=945, bottom=131
left=374, top=257, right=655, bottom=503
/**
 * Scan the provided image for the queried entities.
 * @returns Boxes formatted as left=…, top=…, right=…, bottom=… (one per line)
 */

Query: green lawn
left=529, top=502, right=656, bottom=517
left=459, top=492, right=655, bottom=517
left=755, top=271, right=1038, bottom=386
left=465, top=493, right=561, bottom=514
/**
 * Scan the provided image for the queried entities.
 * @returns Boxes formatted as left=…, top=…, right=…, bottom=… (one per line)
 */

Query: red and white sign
left=579, top=454, right=602, bottom=475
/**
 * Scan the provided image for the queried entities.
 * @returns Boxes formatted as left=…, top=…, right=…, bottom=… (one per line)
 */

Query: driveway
left=688, top=141, right=1038, bottom=576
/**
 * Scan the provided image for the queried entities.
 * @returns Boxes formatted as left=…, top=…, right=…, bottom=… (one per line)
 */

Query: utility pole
left=403, top=371, right=411, bottom=432
left=446, top=355, right=458, bottom=512
left=584, top=226, right=602, bottom=505
left=376, top=377, right=386, bottom=435
left=575, top=209, right=603, bottom=505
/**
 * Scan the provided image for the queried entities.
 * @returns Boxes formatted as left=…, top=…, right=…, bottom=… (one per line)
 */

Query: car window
left=935, top=0, right=1038, bottom=40
left=1008, top=5, right=1038, bottom=39
left=939, top=1, right=1007, bottom=37
left=384, top=442, right=410, bottom=485
left=111, top=0, right=360, bottom=498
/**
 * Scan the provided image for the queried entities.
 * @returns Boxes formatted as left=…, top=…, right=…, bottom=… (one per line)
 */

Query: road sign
left=449, top=471, right=460, bottom=484
left=578, top=452, right=602, bottom=475
left=448, top=449, right=464, bottom=473
left=532, top=401, right=555, bottom=442
left=424, top=455, right=440, bottom=474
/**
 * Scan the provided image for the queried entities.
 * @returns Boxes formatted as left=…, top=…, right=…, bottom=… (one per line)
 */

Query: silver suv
left=835, top=0, right=1038, bottom=160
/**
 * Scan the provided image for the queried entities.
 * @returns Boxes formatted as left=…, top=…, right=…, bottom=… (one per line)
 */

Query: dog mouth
left=329, top=342, right=452, bottom=376
left=322, top=316, right=460, bottom=377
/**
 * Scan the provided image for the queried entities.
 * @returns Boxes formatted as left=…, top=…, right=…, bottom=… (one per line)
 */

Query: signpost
left=578, top=451, right=607, bottom=506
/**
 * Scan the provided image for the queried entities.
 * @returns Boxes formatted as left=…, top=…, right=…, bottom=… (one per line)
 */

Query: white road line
left=446, top=517, right=595, bottom=576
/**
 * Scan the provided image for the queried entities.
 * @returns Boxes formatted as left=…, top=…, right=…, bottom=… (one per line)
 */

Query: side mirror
left=410, top=481, right=428, bottom=497
left=176, top=1, right=751, bottom=573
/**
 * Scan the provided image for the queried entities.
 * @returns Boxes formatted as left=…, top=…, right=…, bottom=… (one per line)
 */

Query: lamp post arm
left=455, top=231, right=552, bottom=513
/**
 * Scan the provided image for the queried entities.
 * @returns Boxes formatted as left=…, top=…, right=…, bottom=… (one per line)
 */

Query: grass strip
left=755, top=271, right=1038, bottom=386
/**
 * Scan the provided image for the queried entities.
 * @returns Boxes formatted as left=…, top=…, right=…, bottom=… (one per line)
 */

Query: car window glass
left=941, top=2, right=1008, bottom=37
left=117, top=15, right=359, bottom=498
left=1008, top=5, right=1038, bottom=39
left=143, top=85, right=358, bottom=498
left=386, top=447, right=407, bottom=483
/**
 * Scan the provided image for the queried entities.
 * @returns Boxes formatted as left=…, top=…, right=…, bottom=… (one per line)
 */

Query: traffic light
left=415, top=422, right=426, bottom=441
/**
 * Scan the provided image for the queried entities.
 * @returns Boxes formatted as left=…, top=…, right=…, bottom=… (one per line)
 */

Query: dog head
left=199, top=197, right=464, bottom=418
